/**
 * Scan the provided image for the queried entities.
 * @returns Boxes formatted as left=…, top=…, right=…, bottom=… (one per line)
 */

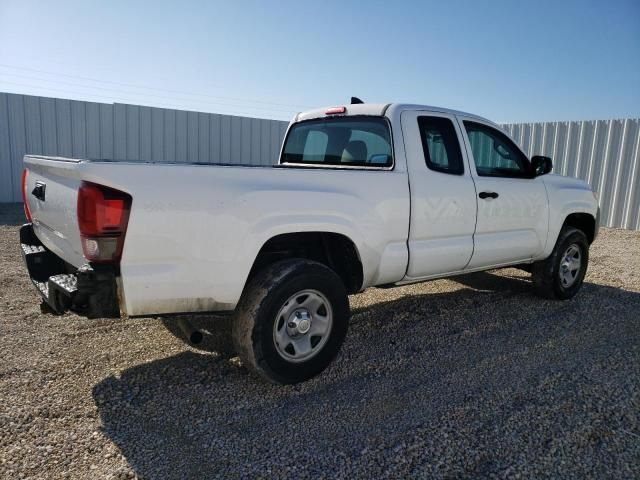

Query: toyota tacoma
left=20, top=101, right=600, bottom=383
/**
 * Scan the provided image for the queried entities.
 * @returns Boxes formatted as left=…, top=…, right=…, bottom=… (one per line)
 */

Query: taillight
left=77, top=182, right=132, bottom=263
left=22, top=169, right=32, bottom=222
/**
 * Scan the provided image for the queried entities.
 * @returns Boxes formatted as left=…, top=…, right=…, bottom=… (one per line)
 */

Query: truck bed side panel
left=39, top=162, right=410, bottom=316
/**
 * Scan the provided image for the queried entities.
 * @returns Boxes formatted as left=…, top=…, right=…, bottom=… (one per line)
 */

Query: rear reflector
left=325, top=106, right=346, bottom=115
left=77, top=182, right=131, bottom=263
left=22, top=169, right=32, bottom=222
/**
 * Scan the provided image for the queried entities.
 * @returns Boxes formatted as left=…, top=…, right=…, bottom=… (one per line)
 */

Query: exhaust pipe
left=176, top=317, right=203, bottom=345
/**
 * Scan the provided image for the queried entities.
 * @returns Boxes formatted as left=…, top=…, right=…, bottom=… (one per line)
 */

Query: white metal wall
left=503, top=119, right=640, bottom=230
left=1, top=92, right=638, bottom=230
left=0, top=92, right=288, bottom=203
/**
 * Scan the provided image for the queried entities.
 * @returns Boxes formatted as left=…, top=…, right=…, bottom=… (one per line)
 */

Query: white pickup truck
left=20, top=101, right=599, bottom=383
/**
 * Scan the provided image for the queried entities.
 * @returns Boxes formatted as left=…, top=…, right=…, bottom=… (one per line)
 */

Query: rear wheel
left=232, top=259, right=349, bottom=384
left=532, top=226, right=589, bottom=300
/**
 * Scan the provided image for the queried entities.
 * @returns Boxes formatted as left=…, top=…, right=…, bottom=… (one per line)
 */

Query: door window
left=463, top=121, right=530, bottom=178
left=418, top=116, right=464, bottom=175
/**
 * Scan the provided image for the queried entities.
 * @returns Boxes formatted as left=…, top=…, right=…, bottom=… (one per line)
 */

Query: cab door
left=401, top=110, right=478, bottom=279
left=456, top=117, right=549, bottom=269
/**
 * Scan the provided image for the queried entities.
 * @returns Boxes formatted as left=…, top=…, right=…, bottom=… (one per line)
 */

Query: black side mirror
left=531, top=155, right=553, bottom=176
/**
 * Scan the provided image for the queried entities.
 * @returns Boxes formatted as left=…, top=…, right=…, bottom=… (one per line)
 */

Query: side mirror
left=531, top=155, right=553, bottom=176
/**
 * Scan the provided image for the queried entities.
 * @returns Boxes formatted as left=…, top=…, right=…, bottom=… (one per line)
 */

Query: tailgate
left=23, top=156, right=86, bottom=268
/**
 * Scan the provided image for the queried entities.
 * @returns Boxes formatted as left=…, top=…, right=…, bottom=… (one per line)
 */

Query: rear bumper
left=20, top=224, right=120, bottom=318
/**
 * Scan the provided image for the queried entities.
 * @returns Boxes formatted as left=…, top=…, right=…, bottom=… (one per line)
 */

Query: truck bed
left=23, top=155, right=410, bottom=316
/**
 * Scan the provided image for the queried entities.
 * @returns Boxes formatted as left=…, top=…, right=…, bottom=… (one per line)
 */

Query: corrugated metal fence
left=503, top=119, right=640, bottom=230
left=1, top=92, right=639, bottom=230
left=0, top=92, right=288, bottom=203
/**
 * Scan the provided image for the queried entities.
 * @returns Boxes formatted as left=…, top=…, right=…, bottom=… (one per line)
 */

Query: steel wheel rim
left=558, top=243, right=582, bottom=288
left=273, top=289, right=333, bottom=363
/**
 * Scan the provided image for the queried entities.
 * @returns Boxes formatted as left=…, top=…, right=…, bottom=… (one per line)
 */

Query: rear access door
left=401, top=110, right=477, bottom=279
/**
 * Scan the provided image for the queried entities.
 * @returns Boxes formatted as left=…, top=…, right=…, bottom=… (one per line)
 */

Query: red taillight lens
left=22, top=169, right=32, bottom=222
left=77, top=182, right=131, bottom=263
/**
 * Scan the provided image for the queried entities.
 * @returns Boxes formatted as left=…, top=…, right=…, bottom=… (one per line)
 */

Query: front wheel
left=532, top=226, right=589, bottom=300
left=232, top=259, right=349, bottom=384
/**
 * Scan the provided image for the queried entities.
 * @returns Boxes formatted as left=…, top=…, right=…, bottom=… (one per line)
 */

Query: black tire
left=232, top=259, right=349, bottom=384
left=532, top=226, right=589, bottom=300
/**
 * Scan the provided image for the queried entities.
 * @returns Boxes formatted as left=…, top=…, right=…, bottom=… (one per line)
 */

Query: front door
left=457, top=117, right=549, bottom=269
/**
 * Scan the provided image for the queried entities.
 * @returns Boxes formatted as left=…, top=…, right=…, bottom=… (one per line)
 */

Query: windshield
left=281, top=116, right=393, bottom=167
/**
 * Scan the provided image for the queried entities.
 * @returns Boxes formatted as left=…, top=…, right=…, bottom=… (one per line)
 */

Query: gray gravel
left=1, top=203, right=639, bottom=479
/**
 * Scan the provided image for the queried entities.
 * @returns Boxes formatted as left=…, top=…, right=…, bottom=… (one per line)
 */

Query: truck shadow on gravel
left=92, top=272, right=640, bottom=478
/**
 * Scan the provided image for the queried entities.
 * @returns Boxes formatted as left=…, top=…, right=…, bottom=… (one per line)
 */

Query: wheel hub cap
left=273, top=290, right=333, bottom=363
left=558, top=243, right=582, bottom=288
left=287, top=310, right=312, bottom=335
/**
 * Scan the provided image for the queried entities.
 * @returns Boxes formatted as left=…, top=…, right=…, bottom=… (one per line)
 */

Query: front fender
left=539, top=175, right=598, bottom=259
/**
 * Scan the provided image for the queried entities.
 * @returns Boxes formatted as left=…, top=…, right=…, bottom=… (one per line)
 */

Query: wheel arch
left=562, top=212, right=597, bottom=244
left=246, top=231, right=365, bottom=294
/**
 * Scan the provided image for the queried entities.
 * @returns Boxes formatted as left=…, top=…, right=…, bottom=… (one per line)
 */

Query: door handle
left=32, top=182, right=46, bottom=201
left=478, top=191, right=499, bottom=200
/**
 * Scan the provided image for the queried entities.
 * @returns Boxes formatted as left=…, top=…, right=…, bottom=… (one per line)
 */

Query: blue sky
left=0, top=0, right=638, bottom=122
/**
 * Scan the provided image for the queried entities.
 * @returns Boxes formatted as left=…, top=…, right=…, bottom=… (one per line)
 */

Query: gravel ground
left=1, top=203, right=639, bottom=479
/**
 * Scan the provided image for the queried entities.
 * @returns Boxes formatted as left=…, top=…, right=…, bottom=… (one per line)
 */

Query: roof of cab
left=294, top=102, right=495, bottom=126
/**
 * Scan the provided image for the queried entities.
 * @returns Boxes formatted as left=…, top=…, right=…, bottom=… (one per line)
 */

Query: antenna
left=350, top=97, right=364, bottom=104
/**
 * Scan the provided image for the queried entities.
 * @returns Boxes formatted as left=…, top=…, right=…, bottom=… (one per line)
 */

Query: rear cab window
left=281, top=116, right=393, bottom=168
